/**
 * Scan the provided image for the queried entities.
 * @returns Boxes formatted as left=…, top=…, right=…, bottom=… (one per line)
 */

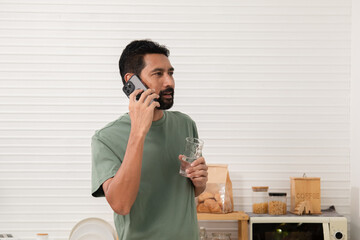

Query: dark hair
left=119, top=40, right=170, bottom=85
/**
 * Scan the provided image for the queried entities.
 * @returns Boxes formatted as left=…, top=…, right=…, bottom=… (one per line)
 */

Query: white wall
left=350, top=0, right=360, bottom=238
left=0, top=0, right=352, bottom=239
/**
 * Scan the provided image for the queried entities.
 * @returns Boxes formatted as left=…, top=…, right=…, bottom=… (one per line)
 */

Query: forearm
left=194, top=184, right=206, bottom=197
left=105, top=131, right=146, bottom=215
left=102, top=89, right=160, bottom=215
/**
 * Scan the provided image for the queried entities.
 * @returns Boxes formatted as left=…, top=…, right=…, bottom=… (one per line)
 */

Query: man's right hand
left=128, top=89, right=160, bottom=136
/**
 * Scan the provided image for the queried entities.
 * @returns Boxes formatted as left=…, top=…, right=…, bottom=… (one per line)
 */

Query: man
left=91, top=40, right=208, bottom=240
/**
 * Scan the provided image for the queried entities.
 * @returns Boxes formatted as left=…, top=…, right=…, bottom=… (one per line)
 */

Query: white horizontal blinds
left=0, top=0, right=351, bottom=239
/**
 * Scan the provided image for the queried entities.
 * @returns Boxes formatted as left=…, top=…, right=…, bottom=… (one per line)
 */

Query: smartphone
left=122, top=75, right=149, bottom=101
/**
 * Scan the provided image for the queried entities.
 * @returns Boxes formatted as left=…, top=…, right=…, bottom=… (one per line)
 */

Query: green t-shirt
left=91, top=111, right=200, bottom=240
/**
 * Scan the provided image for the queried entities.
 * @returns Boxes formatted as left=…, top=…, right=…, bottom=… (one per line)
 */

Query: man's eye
left=154, top=72, right=162, bottom=76
left=169, top=71, right=174, bottom=76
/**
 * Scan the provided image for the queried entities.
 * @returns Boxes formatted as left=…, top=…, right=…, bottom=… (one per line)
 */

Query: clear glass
left=211, top=232, right=231, bottom=240
left=268, top=193, right=287, bottom=215
left=199, top=227, right=207, bottom=240
left=179, top=137, right=204, bottom=177
left=252, top=186, right=269, bottom=214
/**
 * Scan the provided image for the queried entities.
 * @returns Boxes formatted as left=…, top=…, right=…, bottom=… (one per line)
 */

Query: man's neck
left=153, top=109, right=164, bottom=122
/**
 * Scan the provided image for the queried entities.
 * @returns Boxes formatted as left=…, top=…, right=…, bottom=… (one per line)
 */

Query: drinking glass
left=179, top=137, right=204, bottom=177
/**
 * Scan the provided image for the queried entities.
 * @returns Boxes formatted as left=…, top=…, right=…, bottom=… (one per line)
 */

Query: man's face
left=139, top=54, right=175, bottom=110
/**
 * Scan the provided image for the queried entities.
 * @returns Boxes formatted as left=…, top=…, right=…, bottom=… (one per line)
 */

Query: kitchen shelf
left=197, top=211, right=249, bottom=240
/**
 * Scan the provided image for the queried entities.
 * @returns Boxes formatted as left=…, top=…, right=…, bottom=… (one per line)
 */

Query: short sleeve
left=192, top=120, right=199, bottom=139
left=91, top=135, right=121, bottom=197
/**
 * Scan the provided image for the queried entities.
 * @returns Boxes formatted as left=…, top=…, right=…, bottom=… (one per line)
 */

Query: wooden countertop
left=197, top=211, right=249, bottom=220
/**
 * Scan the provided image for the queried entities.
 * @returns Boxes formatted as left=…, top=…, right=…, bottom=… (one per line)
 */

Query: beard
left=156, top=87, right=174, bottom=110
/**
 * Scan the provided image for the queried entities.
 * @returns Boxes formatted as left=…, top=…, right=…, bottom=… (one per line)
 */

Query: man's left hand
left=179, top=155, right=208, bottom=188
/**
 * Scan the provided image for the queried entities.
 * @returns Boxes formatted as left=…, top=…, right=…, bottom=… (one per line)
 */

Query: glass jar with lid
left=36, top=234, right=49, bottom=240
left=211, top=232, right=231, bottom=240
left=268, top=192, right=287, bottom=215
left=252, top=186, right=269, bottom=214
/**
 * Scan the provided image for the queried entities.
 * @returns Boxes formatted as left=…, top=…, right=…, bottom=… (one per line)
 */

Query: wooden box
left=290, top=177, right=321, bottom=214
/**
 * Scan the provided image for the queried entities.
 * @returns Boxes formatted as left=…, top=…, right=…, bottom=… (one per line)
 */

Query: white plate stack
left=69, top=218, right=117, bottom=240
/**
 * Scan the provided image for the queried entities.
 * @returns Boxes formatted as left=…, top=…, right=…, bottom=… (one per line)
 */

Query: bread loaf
left=198, top=192, right=214, bottom=202
left=197, top=203, right=211, bottom=213
left=204, top=199, right=222, bottom=213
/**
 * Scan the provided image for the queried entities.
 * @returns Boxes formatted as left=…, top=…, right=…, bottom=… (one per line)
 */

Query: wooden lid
left=252, top=186, right=269, bottom=192
left=290, top=177, right=320, bottom=180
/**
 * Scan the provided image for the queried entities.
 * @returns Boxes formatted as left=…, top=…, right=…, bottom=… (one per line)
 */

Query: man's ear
left=124, top=73, right=134, bottom=83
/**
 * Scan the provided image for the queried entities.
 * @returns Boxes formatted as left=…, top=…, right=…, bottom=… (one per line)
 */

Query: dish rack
left=0, top=234, right=17, bottom=240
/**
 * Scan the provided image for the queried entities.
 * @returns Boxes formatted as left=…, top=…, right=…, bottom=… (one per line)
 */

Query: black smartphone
left=122, top=75, right=149, bottom=101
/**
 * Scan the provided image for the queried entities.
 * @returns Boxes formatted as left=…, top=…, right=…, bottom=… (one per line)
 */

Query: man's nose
left=163, top=73, right=174, bottom=87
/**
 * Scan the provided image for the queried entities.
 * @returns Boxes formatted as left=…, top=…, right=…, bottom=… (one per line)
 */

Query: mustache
left=159, top=87, right=174, bottom=96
